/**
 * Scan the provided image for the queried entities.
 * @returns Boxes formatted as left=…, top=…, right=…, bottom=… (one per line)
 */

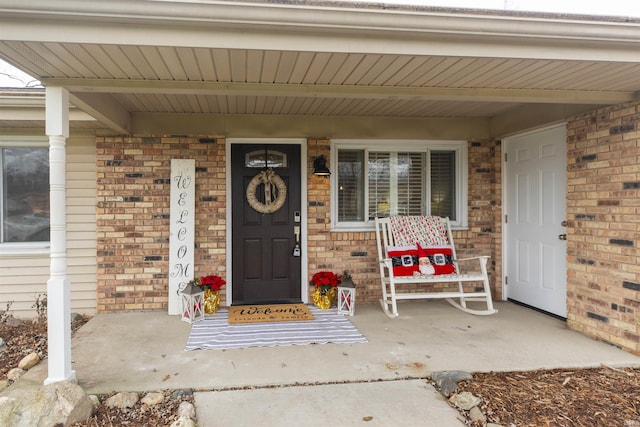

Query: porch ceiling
left=1, top=0, right=640, bottom=137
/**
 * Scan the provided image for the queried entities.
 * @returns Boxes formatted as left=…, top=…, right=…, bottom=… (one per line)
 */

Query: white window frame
left=0, top=136, right=50, bottom=254
left=330, top=139, right=468, bottom=231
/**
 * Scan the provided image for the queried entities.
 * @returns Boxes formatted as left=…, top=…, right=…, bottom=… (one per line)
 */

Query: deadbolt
left=561, top=220, right=568, bottom=227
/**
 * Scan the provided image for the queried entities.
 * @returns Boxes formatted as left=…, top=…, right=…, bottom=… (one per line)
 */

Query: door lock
left=558, top=234, right=567, bottom=240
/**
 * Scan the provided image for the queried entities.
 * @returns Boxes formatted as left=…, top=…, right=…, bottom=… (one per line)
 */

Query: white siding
left=66, top=135, right=97, bottom=316
left=0, top=133, right=97, bottom=319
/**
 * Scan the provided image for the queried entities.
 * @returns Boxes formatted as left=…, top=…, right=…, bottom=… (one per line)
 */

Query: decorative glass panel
left=430, top=151, right=456, bottom=220
left=337, top=150, right=364, bottom=221
left=369, top=152, right=424, bottom=219
left=368, top=152, right=390, bottom=219
left=397, top=152, right=425, bottom=216
left=2, top=147, right=50, bottom=242
left=245, top=149, right=287, bottom=168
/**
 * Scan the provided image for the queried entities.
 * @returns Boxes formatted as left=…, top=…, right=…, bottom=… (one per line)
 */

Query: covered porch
left=5, top=300, right=640, bottom=425
left=1, top=0, right=640, bottom=388
left=11, top=301, right=640, bottom=394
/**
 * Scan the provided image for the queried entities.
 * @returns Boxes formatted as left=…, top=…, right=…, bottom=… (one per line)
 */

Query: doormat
left=185, top=306, right=367, bottom=351
left=228, top=303, right=314, bottom=324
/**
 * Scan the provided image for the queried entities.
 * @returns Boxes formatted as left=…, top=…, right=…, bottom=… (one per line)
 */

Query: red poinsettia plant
left=310, top=271, right=342, bottom=293
left=190, top=275, right=226, bottom=292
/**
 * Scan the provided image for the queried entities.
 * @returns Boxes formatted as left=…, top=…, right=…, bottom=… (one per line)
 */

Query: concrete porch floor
left=7, top=300, right=640, bottom=426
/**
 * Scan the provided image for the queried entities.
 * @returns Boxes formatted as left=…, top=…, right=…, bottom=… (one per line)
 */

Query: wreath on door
left=246, top=168, right=287, bottom=214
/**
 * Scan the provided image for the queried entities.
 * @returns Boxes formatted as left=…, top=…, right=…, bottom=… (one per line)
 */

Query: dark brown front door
left=231, top=144, right=301, bottom=304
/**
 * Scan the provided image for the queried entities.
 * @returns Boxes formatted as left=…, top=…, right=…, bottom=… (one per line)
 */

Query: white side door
left=505, top=125, right=567, bottom=317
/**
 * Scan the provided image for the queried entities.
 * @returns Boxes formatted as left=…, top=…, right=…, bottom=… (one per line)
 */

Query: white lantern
left=180, top=283, right=205, bottom=324
left=337, top=277, right=356, bottom=316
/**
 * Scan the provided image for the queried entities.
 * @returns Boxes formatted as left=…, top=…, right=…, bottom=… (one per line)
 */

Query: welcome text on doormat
left=228, top=303, right=314, bottom=324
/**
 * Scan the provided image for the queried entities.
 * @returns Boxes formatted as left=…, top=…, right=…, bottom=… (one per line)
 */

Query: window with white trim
left=332, top=140, right=467, bottom=229
left=0, top=142, right=50, bottom=244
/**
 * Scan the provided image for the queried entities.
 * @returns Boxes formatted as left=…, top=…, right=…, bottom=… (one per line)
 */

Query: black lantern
left=313, top=155, right=331, bottom=176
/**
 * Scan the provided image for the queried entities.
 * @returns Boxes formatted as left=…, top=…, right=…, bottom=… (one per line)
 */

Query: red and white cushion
left=386, top=245, right=419, bottom=276
left=389, top=216, right=449, bottom=247
left=417, top=243, right=456, bottom=275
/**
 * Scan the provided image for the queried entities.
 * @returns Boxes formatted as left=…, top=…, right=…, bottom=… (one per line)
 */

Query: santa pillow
left=417, top=243, right=456, bottom=275
left=386, top=245, right=419, bottom=276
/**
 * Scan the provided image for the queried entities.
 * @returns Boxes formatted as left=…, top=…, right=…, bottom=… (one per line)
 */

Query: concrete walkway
left=6, top=301, right=640, bottom=426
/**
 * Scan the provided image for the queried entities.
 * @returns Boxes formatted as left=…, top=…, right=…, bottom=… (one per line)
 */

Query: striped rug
left=185, top=306, right=367, bottom=351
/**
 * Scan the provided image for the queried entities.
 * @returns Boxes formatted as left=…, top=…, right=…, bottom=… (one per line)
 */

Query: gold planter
left=312, top=287, right=336, bottom=310
left=203, top=289, right=220, bottom=314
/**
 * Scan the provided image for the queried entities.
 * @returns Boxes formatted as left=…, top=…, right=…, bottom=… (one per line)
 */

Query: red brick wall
left=96, top=136, right=502, bottom=312
left=566, top=102, right=640, bottom=355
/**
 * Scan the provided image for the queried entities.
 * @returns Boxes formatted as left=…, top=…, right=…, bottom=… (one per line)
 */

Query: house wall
left=95, top=135, right=503, bottom=313
left=0, top=133, right=97, bottom=318
left=96, top=136, right=227, bottom=312
left=306, top=138, right=503, bottom=303
left=66, top=135, right=99, bottom=316
left=566, top=101, right=640, bottom=355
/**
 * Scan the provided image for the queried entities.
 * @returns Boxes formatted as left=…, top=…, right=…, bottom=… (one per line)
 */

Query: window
left=245, top=149, right=287, bottom=168
left=0, top=143, right=50, bottom=244
left=332, top=140, right=467, bottom=229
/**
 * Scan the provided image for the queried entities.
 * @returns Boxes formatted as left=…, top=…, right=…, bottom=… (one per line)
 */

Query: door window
left=245, top=150, right=288, bottom=168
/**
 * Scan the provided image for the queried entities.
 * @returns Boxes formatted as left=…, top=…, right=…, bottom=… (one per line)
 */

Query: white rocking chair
left=375, top=215, right=497, bottom=318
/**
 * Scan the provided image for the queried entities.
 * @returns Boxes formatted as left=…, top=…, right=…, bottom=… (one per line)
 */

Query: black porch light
left=313, top=155, right=331, bottom=176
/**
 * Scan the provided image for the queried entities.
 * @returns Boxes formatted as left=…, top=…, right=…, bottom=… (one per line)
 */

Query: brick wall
left=96, top=136, right=502, bottom=312
left=305, top=138, right=502, bottom=302
left=95, top=116, right=640, bottom=355
left=566, top=102, right=640, bottom=355
left=305, top=138, right=387, bottom=302
left=96, top=136, right=227, bottom=312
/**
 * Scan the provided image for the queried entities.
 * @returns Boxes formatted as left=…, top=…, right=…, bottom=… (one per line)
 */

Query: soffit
left=1, top=1, right=639, bottom=135
left=3, top=42, right=636, bottom=114
left=0, top=89, right=100, bottom=129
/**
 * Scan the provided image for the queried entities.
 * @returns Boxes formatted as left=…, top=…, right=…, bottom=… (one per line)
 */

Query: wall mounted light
left=313, top=155, right=331, bottom=176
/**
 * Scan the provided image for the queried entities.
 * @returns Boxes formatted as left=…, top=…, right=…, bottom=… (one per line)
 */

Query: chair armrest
left=380, top=258, right=393, bottom=268
left=380, top=258, right=394, bottom=276
left=455, top=255, right=490, bottom=272
left=455, top=255, right=491, bottom=262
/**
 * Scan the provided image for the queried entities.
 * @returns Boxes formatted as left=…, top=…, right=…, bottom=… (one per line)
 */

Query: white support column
left=44, top=86, right=76, bottom=384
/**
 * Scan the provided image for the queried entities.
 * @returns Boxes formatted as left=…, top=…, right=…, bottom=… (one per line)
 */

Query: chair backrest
left=388, top=216, right=450, bottom=247
left=374, top=217, right=393, bottom=261
left=375, top=215, right=455, bottom=260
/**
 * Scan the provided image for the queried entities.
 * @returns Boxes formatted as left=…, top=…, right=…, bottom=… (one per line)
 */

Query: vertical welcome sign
left=168, top=159, right=195, bottom=315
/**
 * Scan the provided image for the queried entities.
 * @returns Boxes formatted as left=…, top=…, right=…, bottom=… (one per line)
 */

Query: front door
left=231, top=143, right=302, bottom=304
left=505, top=125, right=567, bottom=317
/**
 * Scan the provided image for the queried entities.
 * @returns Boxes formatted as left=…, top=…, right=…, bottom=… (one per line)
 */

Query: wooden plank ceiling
left=2, top=0, right=640, bottom=137
left=2, top=40, right=639, bottom=118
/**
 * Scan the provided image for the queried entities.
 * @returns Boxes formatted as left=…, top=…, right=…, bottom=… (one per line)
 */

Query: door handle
left=558, top=234, right=567, bottom=240
left=292, top=225, right=301, bottom=257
